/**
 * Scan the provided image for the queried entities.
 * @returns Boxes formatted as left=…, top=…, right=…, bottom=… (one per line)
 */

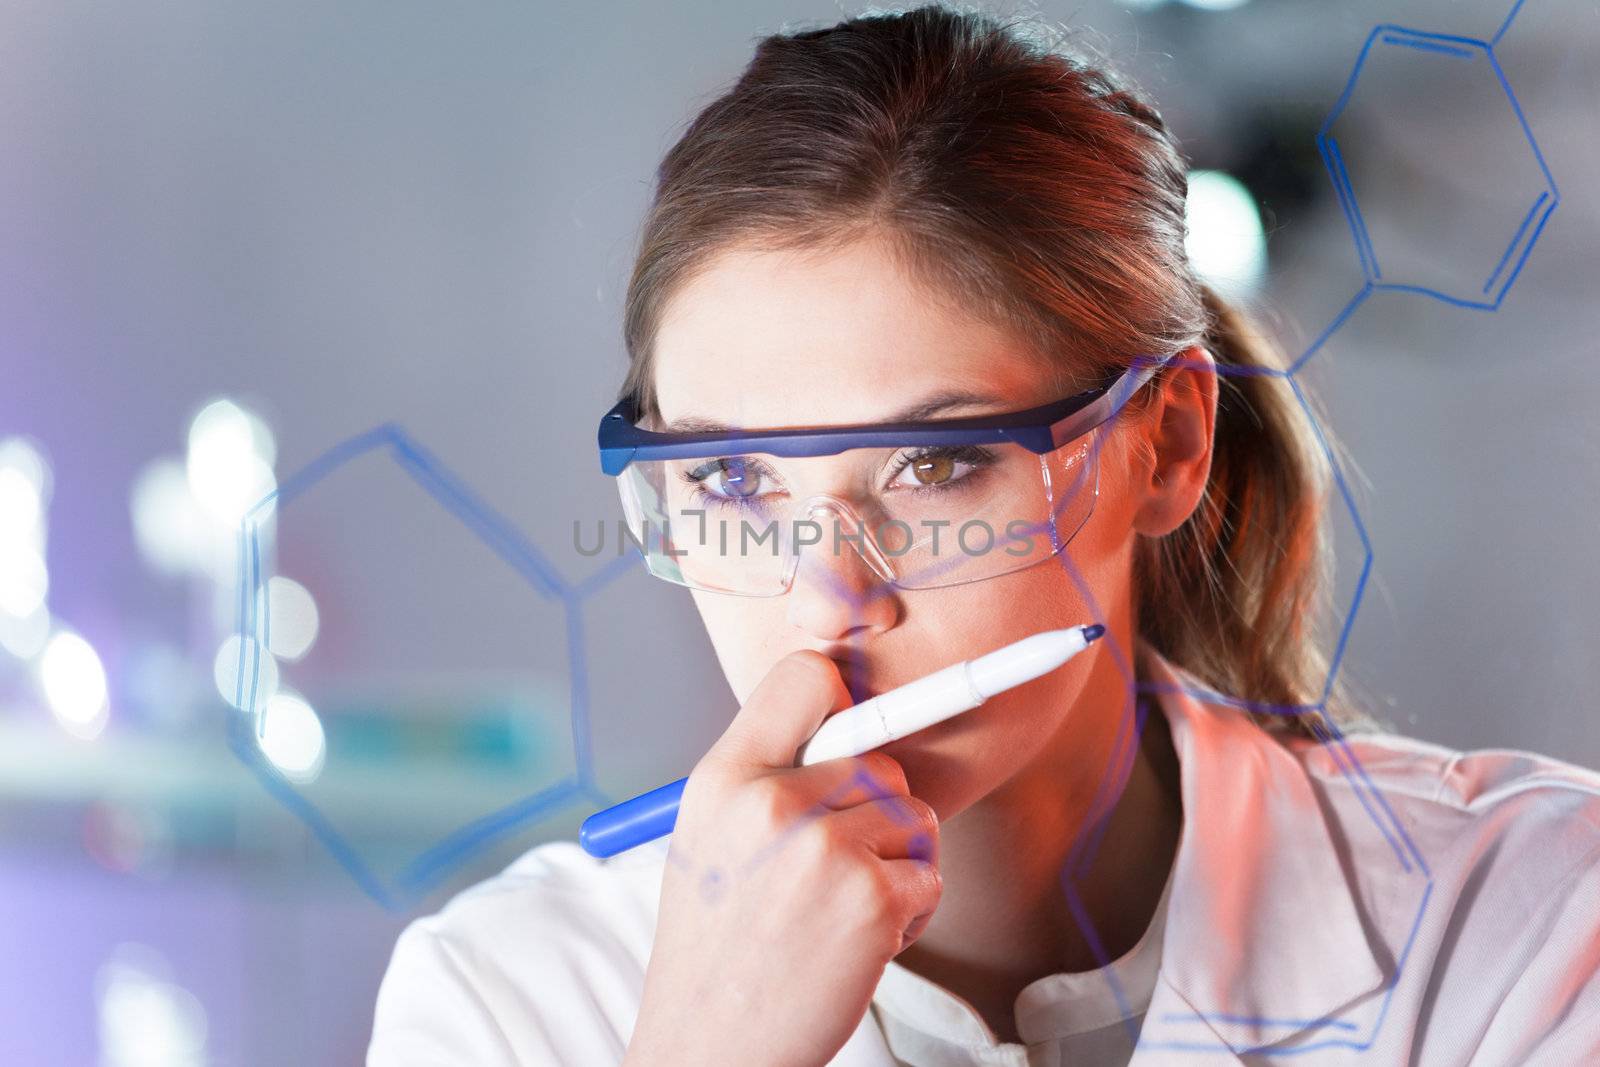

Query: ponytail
left=1133, top=286, right=1377, bottom=737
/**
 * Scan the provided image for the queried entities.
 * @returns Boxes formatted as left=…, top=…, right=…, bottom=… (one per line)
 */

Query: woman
left=368, top=6, right=1600, bottom=1064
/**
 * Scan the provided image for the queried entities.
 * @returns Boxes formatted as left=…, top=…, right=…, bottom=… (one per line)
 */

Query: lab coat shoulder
left=367, top=838, right=669, bottom=1067
left=1283, top=727, right=1600, bottom=1062
left=1291, top=726, right=1600, bottom=886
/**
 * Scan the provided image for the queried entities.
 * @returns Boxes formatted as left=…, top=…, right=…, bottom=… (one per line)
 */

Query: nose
left=783, top=498, right=901, bottom=641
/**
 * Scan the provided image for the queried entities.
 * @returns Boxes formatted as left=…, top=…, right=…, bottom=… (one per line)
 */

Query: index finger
left=709, top=650, right=856, bottom=772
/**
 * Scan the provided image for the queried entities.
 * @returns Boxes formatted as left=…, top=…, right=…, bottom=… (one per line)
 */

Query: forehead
left=651, top=235, right=1049, bottom=431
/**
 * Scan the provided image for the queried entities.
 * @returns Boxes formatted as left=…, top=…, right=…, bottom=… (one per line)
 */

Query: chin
left=874, top=718, right=982, bottom=803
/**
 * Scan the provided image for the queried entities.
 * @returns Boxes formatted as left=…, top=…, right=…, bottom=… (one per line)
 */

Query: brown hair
left=618, top=3, right=1377, bottom=737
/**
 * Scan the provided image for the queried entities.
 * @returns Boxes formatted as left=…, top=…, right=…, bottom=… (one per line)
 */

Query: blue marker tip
left=1083, top=623, right=1106, bottom=642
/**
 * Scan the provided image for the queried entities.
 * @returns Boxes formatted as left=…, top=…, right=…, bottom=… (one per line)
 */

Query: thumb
left=712, top=650, right=855, bottom=771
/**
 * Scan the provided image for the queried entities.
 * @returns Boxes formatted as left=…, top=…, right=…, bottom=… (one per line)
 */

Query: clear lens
left=616, top=432, right=1100, bottom=596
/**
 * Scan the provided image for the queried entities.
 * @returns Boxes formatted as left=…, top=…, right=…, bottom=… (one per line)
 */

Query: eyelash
left=892, top=446, right=996, bottom=493
left=677, top=463, right=759, bottom=511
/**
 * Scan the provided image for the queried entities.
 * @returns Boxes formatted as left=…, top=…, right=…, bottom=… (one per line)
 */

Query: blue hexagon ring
left=231, top=424, right=601, bottom=910
left=1318, top=24, right=1558, bottom=310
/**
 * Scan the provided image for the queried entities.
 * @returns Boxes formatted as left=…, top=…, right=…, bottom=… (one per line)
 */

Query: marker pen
left=578, top=622, right=1105, bottom=858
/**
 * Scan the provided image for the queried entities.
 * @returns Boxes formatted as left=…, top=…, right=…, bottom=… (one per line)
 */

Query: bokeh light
left=0, top=464, right=42, bottom=535
left=0, top=546, right=48, bottom=618
left=261, top=576, right=320, bottom=661
left=212, top=634, right=279, bottom=712
left=1185, top=169, right=1268, bottom=297
left=38, top=630, right=110, bottom=740
left=0, top=437, right=51, bottom=634
left=95, top=944, right=208, bottom=1067
left=185, top=399, right=277, bottom=527
left=0, top=437, right=51, bottom=505
left=82, top=802, right=176, bottom=878
left=0, top=605, right=51, bottom=660
left=129, top=458, right=208, bottom=577
left=257, top=690, right=327, bottom=782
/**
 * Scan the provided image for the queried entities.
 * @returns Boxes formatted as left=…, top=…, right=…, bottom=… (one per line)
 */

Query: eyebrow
left=660, top=388, right=1012, bottom=434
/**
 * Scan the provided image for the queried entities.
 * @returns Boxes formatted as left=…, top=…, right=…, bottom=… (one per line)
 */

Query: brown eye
left=891, top=446, right=994, bottom=492
left=910, top=454, right=955, bottom=486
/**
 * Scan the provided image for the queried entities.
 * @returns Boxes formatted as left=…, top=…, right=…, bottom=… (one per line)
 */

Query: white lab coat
left=367, top=642, right=1600, bottom=1065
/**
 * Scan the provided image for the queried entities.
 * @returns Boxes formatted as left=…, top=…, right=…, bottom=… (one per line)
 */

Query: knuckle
left=865, top=873, right=898, bottom=925
left=855, top=751, right=907, bottom=797
left=844, top=862, right=891, bottom=921
left=803, top=810, right=837, bottom=850
left=880, top=923, right=908, bottom=961
left=746, top=777, right=792, bottom=832
left=794, top=814, right=838, bottom=867
left=901, top=795, right=938, bottom=833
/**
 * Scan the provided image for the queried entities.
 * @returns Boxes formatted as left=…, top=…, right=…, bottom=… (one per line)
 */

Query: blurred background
left=1, top=0, right=1595, bottom=1062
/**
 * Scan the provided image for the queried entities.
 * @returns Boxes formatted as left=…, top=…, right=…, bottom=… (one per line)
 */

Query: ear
left=1130, top=345, right=1217, bottom=538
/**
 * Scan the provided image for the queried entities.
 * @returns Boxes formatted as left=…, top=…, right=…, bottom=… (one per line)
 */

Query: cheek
left=881, top=541, right=1127, bottom=811
left=688, top=590, right=786, bottom=703
left=942, top=550, right=1090, bottom=633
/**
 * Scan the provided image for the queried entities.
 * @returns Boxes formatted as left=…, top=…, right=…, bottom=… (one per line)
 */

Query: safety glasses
left=597, top=352, right=1175, bottom=596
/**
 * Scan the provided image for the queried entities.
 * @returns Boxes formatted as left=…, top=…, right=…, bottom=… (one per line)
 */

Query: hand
left=623, top=651, right=942, bottom=1067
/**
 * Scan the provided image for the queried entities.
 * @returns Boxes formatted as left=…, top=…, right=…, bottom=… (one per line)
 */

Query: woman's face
left=649, top=232, right=1210, bottom=821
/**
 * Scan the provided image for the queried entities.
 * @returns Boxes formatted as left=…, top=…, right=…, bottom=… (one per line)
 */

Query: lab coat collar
left=1134, top=640, right=1390, bottom=1058
left=836, top=641, right=1395, bottom=1066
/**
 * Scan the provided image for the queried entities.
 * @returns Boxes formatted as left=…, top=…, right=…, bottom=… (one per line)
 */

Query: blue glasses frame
left=597, top=352, right=1176, bottom=476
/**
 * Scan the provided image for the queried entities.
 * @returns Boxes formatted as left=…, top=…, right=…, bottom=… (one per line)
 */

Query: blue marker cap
left=579, top=776, right=687, bottom=858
